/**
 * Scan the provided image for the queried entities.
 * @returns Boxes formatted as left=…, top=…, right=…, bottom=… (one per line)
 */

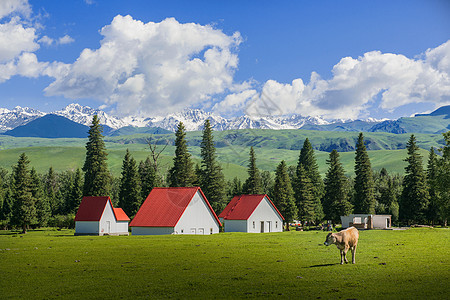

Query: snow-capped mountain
left=0, top=102, right=361, bottom=133
left=0, top=106, right=45, bottom=131
left=53, top=103, right=126, bottom=129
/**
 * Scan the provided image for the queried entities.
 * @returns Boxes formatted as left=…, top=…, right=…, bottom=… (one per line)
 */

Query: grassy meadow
left=1, top=228, right=448, bottom=299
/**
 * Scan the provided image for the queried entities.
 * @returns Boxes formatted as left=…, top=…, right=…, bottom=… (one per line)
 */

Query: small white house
left=74, top=196, right=130, bottom=236
left=219, top=194, right=284, bottom=233
left=340, top=214, right=392, bottom=229
left=129, top=187, right=221, bottom=235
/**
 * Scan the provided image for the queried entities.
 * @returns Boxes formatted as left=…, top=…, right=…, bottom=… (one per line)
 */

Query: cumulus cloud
left=44, top=15, right=242, bottom=116
left=227, top=40, right=450, bottom=119
left=0, top=17, right=38, bottom=62
left=38, top=34, right=75, bottom=46
left=0, top=0, right=31, bottom=19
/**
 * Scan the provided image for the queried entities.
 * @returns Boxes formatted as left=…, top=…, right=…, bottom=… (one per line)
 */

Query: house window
left=181, top=229, right=184, bottom=233
left=353, top=217, right=362, bottom=224
left=253, top=221, right=255, bottom=229
left=210, top=228, right=213, bottom=234
left=276, top=221, right=278, bottom=228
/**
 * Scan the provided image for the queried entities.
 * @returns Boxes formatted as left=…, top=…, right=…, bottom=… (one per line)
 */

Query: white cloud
left=39, top=34, right=75, bottom=46
left=227, top=40, right=450, bottom=119
left=45, top=15, right=242, bottom=116
left=0, top=0, right=31, bottom=19
left=58, top=34, right=74, bottom=45
left=0, top=17, right=38, bottom=62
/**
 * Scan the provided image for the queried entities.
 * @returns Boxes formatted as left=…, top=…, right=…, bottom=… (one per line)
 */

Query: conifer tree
left=323, top=150, right=353, bottom=223
left=139, top=157, right=156, bottom=200
left=296, top=164, right=316, bottom=224
left=353, top=133, right=376, bottom=214
left=198, top=120, right=226, bottom=213
left=11, top=153, right=36, bottom=233
left=400, top=134, right=429, bottom=224
left=44, top=167, right=62, bottom=215
left=295, top=138, right=324, bottom=223
left=119, top=149, right=142, bottom=217
left=227, top=177, right=243, bottom=198
left=30, top=167, right=51, bottom=227
left=83, top=115, right=110, bottom=196
left=67, top=168, right=83, bottom=214
left=436, top=131, right=450, bottom=226
left=243, top=147, right=262, bottom=194
left=0, top=187, right=14, bottom=228
left=168, top=122, right=196, bottom=187
left=427, top=147, right=440, bottom=224
left=272, top=160, right=297, bottom=230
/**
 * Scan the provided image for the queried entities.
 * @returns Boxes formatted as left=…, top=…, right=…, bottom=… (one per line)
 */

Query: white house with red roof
left=130, top=187, right=221, bottom=235
left=74, top=196, right=130, bottom=236
left=218, top=194, right=284, bottom=233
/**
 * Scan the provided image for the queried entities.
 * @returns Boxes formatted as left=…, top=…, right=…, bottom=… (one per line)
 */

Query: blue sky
left=1, top=0, right=449, bottom=120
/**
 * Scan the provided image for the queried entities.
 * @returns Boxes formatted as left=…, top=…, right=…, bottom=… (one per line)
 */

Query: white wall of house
left=99, top=201, right=116, bottom=235
left=116, top=221, right=129, bottom=234
left=132, top=227, right=175, bottom=235
left=224, top=219, right=247, bottom=232
left=372, top=215, right=391, bottom=229
left=247, top=196, right=283, bottom=233
left=75, top=221, right=99, bottom=235
left=222, top=196, right=283, bottom=233
left=174, top=191, right=220, bottom=235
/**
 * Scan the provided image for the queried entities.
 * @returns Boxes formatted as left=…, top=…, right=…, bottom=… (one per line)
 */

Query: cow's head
left=324, top=233, right=336, bottom=246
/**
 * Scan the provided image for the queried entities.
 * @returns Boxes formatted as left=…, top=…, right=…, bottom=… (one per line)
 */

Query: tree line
left=0, top=115, right=448, bottom=232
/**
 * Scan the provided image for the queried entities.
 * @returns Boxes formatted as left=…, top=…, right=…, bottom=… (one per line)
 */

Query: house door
left=190, top=228, right=196, bottom=234
left=260, top=221, right=264, bottom=233
left=106, top=221, right=110, bottom=234
left=267, top=221, right=271, bottom=232
left=198, top=228, right=204, bottom=235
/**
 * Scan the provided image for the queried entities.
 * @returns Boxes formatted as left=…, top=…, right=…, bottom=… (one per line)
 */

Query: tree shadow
left=304, top=263, right=339, bottom=268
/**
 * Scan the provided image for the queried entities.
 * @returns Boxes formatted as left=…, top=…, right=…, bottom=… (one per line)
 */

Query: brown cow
left=324, top=226, right=359, bottom=264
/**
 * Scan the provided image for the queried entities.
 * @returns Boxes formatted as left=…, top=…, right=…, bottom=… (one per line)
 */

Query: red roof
left=113, top=208, right=130, bottom=221
left=129, top=187, right=221, bottom=227
left=218, top=194, right=284, bottom=220
left=75, top=196, right=129, bottom=222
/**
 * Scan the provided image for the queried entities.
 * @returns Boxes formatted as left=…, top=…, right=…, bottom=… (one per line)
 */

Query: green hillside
left=0, top=129, right=444, bottom=179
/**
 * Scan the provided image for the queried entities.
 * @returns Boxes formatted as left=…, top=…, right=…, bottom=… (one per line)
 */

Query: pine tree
left=295, top=138, right=324, bottom=224
left=44, top=167, right=62, bottom=215
left=272, top=160, right=297, bottom=230
left=198, top=120, right=226, bottom=213
left=436, top=131, right=450, bottom=226
left=426, top=147, right=440, bottom=224
left=30, top=168, right=51, bottom=227
left=261, top=170, right=274, bottom=197
left=400, top=135, right=429, bottom=224
left=353, top=133, right=376, bottom=214
left=243, top=147, right=262, bottom=194
left=139, top=157, right=156, bottom=200
left=296, top=164, right=316, bottom=224
left=83, top=115, right=110, bottom=196
left=67, top=168, right=83, bottom=214
left=168, top=122, right=196, bottom=187
left=227, top=177, right=243, bottom=198
left=118, top=149, right=142, bottom=217
left=0, top=187, right=14, bottom=228
left=11, top=153, right=36, bottom=233
left=323, top=150, right=353, bottom=223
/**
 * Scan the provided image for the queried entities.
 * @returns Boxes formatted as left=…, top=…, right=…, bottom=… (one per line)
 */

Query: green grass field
left=1, top=228, right=448, bottom=299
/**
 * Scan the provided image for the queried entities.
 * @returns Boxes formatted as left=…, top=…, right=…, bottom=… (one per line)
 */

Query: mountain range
left=1, top=103, right=449, bottom=137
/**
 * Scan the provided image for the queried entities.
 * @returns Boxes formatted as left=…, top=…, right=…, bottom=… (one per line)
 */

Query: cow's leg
left=340, top=250, right=344, bottom=264
left=351, top=246, right=357, bottom=264
left=343, top=247, right=349, bottom=264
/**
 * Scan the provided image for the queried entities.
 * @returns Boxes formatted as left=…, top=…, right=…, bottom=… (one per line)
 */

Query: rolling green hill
left=0, top=128, right=444, bottom=179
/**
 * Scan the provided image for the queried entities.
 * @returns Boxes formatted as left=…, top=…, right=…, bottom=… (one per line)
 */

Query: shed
left=218, top=194, right=284, bottom=233
left=129, top=187, right=221, bottom=235
left=340, top=214, right=392, bottom=229
left=74, top=196, right=130, bottom=235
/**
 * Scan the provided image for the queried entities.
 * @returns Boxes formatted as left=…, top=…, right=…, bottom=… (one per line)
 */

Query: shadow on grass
left=304, top=263, right=339, bottom=268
